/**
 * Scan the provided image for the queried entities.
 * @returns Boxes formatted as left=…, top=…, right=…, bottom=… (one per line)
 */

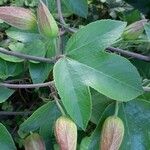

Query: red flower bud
left=55, top=116, right=77, bottom=150
left=0, top=6, right=37, bottom=30
left=37, top=0, right=59, bottom=38
left=24, top=133, right=46, bottom=150
left=100, top=116, right=124, bottom=150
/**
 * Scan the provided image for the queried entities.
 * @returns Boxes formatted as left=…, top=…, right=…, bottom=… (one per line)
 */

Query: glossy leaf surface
left=54, top=20, right=143, bottom=129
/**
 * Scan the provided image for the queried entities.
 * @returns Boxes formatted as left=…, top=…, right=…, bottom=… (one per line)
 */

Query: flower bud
left=100, top=116, right=124, bottom=150
left=24, top=133, right=46, bottom=150
left=55, top=116, right=77, bottom=150
left=0, top=6, right=37, bottom=30
left=122, top=19, right=147, bottom=40
left=37, top=0, right=59, bottom=38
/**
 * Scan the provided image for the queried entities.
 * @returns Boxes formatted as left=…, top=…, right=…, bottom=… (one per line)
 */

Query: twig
left=56, top=0, right=77, bottom=33
left=56, top=0, right=66, bottom=25
left=0, top=80, right=149, bottom=94
left=0, top=81, right=53, bottom=89
left=0, top=111, right=32, bottom=116
left=106, top=47, right=150, bottom=62
left=0, top=47, right=55, bottom=64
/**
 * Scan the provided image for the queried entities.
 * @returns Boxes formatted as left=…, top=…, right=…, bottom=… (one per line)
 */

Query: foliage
left=0, top=0, right=149, bottom=149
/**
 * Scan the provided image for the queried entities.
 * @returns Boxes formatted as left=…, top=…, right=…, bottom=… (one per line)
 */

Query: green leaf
left=66, top=21, right=143, bottom=100
left=0, top=39, right=46, bottom=63
left=29, top=62, right=53, bottom=84
left=80, top=137, right=91, bottom=150
left=139, top=92, right=150, bottom=101
left=90, top=90, right=113, bottom=124
left=21, top=39, right=47, bottom=63
left=6, top=27, right=40, bottom=43
left=0, top=58, right=24, bottom=80
left=54, top=20, right=143, bottom=129
left=0, top=42, right=24, bottom=62
left=54, top=54, right=143, bottom=129
left=65, top=20, right=127, bottom=54
left=120, top=9, right=141, bottom=24
left=39, top=122, right=54, bottom=149
left=63, top=0, right=88, bottom=17
left=87, top=98, right=150, bottom=149
left=131, top=59, right=150, bottom=79
left=18, top=101, right=61, bottom=138
left=120, top=99, right=150, bottom=150
left=0, top=123, right=17, bottom=150
left=0, top=87, right=14, bottom=103
left=57, top=54, right=143, bottom=100
left=54, top=58, right=91, bottom=130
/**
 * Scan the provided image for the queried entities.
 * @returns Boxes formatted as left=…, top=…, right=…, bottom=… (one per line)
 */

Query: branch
left=0, top=47, right=55, bottom=64
left=0, top=81, right=53, bottom=89
left=56, top=0, right=77, bottom=33
left=56, top=0, right=65, bottom=25
left=0, top=44, right=149, bottom=63
left=0, top=111, right=32, bottom=116
left=1, top=80, right=149, bottom=93
left=107, top=47, right=150, bottom=62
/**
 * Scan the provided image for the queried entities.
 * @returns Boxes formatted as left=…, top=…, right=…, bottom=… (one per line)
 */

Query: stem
left=0, top=47, right=55, bottom=63
left=56, top=0, right=77, bottom=33
left=114, top=101, right=119, bottom=116
left=1, top=46, right=149, bottom=63
left=58, top=34, right=63, bottom=54
left=56, top=0, right=66, bottom=25
left=54, top=96, right=66, bottom=116
left=107, top=47, right=150, bottom=62
left=0, top=81, right=53, bottom=89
